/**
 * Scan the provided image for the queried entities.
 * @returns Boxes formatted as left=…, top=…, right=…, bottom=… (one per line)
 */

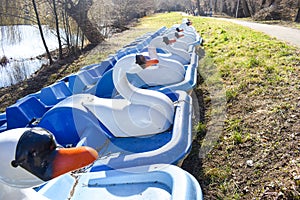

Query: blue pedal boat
left=37, top=164, right=203, bottom=200
left=37, top=54, right=194, bottom=170
left=0, top=24, right=203, bottom=199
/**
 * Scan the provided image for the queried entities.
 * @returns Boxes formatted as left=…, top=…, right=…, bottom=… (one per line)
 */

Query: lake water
left=0, top=25, right=61, bottom=88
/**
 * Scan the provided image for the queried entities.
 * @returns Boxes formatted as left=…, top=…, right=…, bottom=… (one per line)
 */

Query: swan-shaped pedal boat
left=91, top=46, right=198, bottom=98
left=85, top=54, right=175, bottom=137
left=163, top=30, right=202, bottom=53
left=127, top=53, right=185, bottom=88
left=148, top=36, right=191, bottom=65
left=0, top=127, right=97, bottom=200
left=0, top=129, right=203, bottom=200
left=0, top=26, right=203, bottom=200
left=36, top=54, right=193, bottom=170
left=37, top=164, right=203, bottom=200
left=165, top=18, right=202, bottom=45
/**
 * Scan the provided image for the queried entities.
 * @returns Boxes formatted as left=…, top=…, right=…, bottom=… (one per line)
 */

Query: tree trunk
left=295, top=8, right=300, bottom=22
left=196, top=0, right=201, bottom=16
left=61, top=8, right=71, bottom=49
left=241, top=0, right=251, bottom=17
left=32, top=0, right=53, bottom=64
left=260, top=0, right=266, bottom=8
left=53, top=0, right=63, bottom=59
left=64, top=0, right=105, bottom=44
left=236, top=0, right=240, bottom=18
left=213, top=0, right=217, bottom=13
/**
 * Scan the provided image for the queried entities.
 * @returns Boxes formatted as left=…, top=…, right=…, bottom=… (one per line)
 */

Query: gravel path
left=217, top=18, right=300, bottom=48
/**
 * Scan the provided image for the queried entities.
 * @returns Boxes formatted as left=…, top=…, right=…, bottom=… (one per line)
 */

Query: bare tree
left=52, top=0, right=63, bottom=59
left=109, top=0, right=155, bottom=31
left=62, top=0, right=105, bottom=44
left=196, top=0, right=201, bottom=15
left=295, top=0, right=300, bottom=22
left=32, top=0, right=53, bottom=64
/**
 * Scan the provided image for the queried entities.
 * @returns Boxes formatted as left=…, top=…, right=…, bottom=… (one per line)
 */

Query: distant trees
left=0, top=1, right=29, bottom=25
left=251, top=0, right=300, bottom=21
left=62, top=0, right=105, bottom=44
left=200, top=0, right=300, bottom=21
left=1, top=0, right=299, bottom=59
left=110, top=0, right=154, bottom=31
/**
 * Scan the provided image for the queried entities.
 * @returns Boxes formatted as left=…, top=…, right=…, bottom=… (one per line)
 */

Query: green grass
left=151, top=13, right=300, bottom=199
left=57, top=12, right=300, bottom=199
left=194, top=122, right=206, bottom=134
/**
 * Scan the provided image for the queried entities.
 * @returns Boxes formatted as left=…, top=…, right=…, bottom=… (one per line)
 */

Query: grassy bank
left=58, top=13, right=300, bottom=199
left=0, top=12, right=299, bottom=199
left=178, top=13, right=300, bottom=199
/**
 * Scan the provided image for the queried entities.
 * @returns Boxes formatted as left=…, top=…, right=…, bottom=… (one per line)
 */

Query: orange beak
left=178, top=34, right=184, bottom=38
left=145, top=59, right=159, bottom=67
left=52, top=146, right=98, bottom=179
left=169, top=39, right=176, bottom=44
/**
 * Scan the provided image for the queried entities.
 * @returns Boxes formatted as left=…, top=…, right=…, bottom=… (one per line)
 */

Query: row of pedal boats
left=0, top=19, right=204, bottom=199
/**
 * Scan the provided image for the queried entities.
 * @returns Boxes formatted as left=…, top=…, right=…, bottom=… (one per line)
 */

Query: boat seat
left=80, top=63, right=100, bottom=71
left=39, top=95, right=113, bottom=147
left=40, top=81, right=72, bottom=106
left=136, top=42, right=145, bottom=51
left=0, top=123, right=7, bottom=132
left=0, top=112, right=6, bottom=127
left=94, top=69, right=117, bottom=98
left=97, top=57, right=116, bottom=71
left=158, top=26, right=167, bottom=34
left=63, top=70, right=99, bottom=94
left=116, top=50, right=128, bottom=59
left=85, top=66, right=105, bottom=78
left=17, top=91, right=41, bottom=103
left=86, top=58, right=115, bottom=78
left=6, top=96, right=48, bottom=129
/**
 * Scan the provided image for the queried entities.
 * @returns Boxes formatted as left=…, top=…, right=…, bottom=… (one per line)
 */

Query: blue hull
left=0, top=25, right=203, bottom=199
left=38, top=164, right=202, bottom=200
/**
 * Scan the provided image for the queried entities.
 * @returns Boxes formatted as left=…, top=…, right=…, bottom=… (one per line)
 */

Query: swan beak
left=169, top=39, right=176, bottom=44
left=145, top=59, right=159, bottom=67
left=175, top=32, right=184, bottom=38
left=52, top=146, right=98, bottom=179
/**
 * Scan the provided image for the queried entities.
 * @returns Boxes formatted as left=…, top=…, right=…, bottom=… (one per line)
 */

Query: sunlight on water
left=0, top=25, right=59, bottom=58
left=0, top=25, right=62, bottom=87
left=0, top=59, right=48, bottom=87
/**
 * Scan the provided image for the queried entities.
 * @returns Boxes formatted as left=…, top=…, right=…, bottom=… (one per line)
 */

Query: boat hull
left=38, top=164, right=203, bottom=200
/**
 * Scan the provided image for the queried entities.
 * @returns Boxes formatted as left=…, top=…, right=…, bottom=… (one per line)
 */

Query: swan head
left=176, top=27, right=183, bottom=32
left=182, top=18, right=192, bottom=26
left=162, top=37, right=176, bottom=45
left=135, top=54, right=159, bottom=69
left=175, top=32, right=184, bottom=39
left=0, top=127, right=98, bottom=188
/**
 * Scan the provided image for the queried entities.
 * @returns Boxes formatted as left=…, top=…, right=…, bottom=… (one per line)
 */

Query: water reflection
left=0, top=58, right=48, bottom=87
left=0, top=25, right=59, bottom=88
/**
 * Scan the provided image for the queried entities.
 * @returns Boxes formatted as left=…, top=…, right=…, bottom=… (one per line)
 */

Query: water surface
left=0, top=25, right=61, bottom=87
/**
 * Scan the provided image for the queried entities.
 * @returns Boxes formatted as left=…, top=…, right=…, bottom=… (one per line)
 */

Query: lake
left=0, top=25, right=61, bottom=88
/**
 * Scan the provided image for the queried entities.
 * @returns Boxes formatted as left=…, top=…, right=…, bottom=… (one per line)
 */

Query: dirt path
left=217, top=18, right=300, bottom=48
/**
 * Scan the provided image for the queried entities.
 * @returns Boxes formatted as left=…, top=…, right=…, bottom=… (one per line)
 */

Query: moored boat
left=38, top=164, right=203, bottom=200
left=0, top=21, right=203, bottom=200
